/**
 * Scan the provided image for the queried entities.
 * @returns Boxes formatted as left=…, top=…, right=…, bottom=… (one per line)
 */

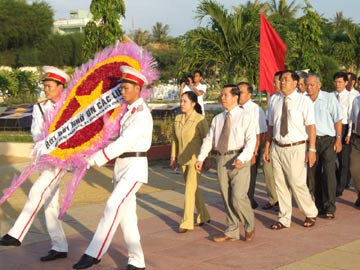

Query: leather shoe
left=262, top=202, right=278, bottom=210
left=73, top=254, right=100, bottom=269
left=245, top=229, right=255, bottom=241
left=196, top=220, right=211, bottom=227
left=0, top=234, right=21, bottom=246
left=213, top=234, right=237, bottom=242
left=127, top=264, right=145, bottom=270
left=251, top=200, right=259, bottom=209
left=40, top=249, right=67, bottom=261
left=178, top=228, right=188, bottom=233
left=355, top=197, right=360, bottom=207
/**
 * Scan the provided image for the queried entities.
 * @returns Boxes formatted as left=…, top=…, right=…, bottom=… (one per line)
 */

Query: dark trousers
left=350, top=135, right=360, bottom=198
left=308, top=136, right=337, bottom=213
left=248, top=153, right=260, bottom=208
left=336, top=124, right=350, bottom=194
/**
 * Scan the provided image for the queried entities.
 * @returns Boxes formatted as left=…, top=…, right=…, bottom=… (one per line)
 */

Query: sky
left=28, top=0, right=360, bottom=36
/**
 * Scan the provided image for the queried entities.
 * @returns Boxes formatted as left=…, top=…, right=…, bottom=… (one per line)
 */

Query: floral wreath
left=0, top=41, right=159, bottom=217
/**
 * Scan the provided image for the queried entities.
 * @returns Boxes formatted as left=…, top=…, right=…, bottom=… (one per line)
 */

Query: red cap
left=42, top=66, right=70, bottom=85
left=120, top=66, right=148, bottom=87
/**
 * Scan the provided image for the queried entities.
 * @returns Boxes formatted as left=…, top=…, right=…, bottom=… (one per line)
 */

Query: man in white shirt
left=264, top=70, right=318, bottom=230
left=195, top=84, right=256, bottom=242
left=333, top=72, right=355, bottom=196
left=238, top=82, right=267, bottom=209
left=192, top=70, right=207, bottom=115
left=0, top=66, right=70, bottom=262
left=346, top=72, right=360, bottom=97
left=350, top=96, right=360, bottom=206
left=179, top=74, right=194, bottom=97
left=73, top=66, right=152, bottom=270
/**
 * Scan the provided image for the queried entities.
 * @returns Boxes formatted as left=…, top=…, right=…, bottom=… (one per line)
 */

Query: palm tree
left=151, top=22, right=170, bottom=42
left=267, top=0, right=300, bottom=19
left=129, top=28, right=150, bottom=46
left=178, top=0, right=259, bottom=84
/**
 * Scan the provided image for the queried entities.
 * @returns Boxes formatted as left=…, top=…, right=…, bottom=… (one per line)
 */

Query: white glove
left=31, top=140, right=46, bottom=162
left=85, top=155, right=96, bottom=169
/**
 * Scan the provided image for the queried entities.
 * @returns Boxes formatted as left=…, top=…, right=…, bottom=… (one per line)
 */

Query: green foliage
left=128, top=29, right=150, bottom=46
left=82, top=0, right=126, bottom=60
left=0, top=69, right=39, bottom=104
left=178, top=0, right=260, bottom=84
left=0, top=0, right=53, bottom=51
left=288, top=1, right=323, bottom=72
left=151, top=22, right=170, bottom=42
left=0, top=131, right=33, bottom=142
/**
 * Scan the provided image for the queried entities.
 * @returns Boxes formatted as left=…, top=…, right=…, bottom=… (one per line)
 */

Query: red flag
left=259, top=13, right=287, bottom=94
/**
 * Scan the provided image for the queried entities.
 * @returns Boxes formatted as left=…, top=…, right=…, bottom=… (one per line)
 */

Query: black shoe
left=251, top=200, right=259, bottom=209
left=40, top=249, right=67, bottom=262
left=355, top=197, right=360, bottom=207
left=127, top=264, right=145, bottom=270
left=0, top=234, right=21, bottom=246
left=196, top=220, right=211, bottom=227
left=73, top=254, right=100, bottom=269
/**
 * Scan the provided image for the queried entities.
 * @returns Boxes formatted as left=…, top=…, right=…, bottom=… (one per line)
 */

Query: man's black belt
left=216, top=148, right=243, bottom=156
left=273, top=140, right=306, bottom=147
left=119, top=152, right=147, bottom=158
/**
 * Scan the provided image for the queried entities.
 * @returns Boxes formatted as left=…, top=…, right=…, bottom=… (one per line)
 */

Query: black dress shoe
left=355, top=197, right=360, bottom=207
left=251, top=200, right=259, bottom=209
left=195, top=220, right=211, bottom=227
left=40, top=249, right=67, bottom=261
left=0, top=234, right=21, bottom=246
left=127, top=264, right=145, bottom=270
left=73, top=254, right=100, bottom=269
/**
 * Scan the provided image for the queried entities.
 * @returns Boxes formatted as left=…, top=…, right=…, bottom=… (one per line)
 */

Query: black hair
left=193, top=70, right=203, bottom=77
left=237, top=81, right=254, bottom=94
left=182, top=91, right=202, bottom=114
left=347, top=72, right=356, bottom=81
left=333, top=71, right=348, bottom=81
left=280, top=70, right=300, bottom=82
left=223, top=84, right=240, bottom=102
left=274, top=70, right=283, bottom=77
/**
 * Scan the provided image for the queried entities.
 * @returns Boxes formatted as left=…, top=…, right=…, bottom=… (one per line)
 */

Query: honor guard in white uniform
left=73, top=66, right=152, bottom=270
left=0, top=66, right=71, bottom=262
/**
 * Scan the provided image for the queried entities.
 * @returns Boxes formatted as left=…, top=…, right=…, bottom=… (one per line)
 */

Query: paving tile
left=301, top=249, right=360, bottom=270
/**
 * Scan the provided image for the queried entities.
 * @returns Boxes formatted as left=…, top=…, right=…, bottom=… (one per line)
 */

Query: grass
left=0, top=131, right=33, bottom=142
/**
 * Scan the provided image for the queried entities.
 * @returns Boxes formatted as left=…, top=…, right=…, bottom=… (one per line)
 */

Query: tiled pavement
left=1, top=159, right=360, bottom=270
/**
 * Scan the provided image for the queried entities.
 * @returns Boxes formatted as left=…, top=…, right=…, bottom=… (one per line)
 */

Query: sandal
left=303, top=217, right=316, bottom=227
left=271, top=222, right=287, bottom=230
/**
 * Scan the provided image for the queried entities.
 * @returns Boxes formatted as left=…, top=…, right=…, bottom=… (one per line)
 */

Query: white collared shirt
left=241, top=99, right=267, bottom=134
left=334, top=89, right=355, bottom=136
left=268, top=90, right=315, bottom=144
left=350, top=96, right=360, bottom=135
left=194, top=82, right=207, bottom=115
left=31, top=100, right=56, bottom=142
left=93, top=97, right=153, bottom=168
left=198, top=105, right=256, bottom=163
left=350, top=88, right=360, bottom=98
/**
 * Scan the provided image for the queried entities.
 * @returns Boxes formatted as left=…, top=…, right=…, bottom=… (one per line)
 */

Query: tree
left=289, top=1, right=323, bottom=73
left=0, top=0, right=53, bottom=51
left=151, top=22, right=170, bottom=42
left=82, top=0, right=126, bottom=60
left=267, top=0, right=300, bottom=20
left=178, top=0, right=259, bottom=84
left=128, top=28, right=150, bottom=46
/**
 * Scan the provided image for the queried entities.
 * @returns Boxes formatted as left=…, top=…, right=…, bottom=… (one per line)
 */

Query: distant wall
left=0, top=142, right=33, bottom=158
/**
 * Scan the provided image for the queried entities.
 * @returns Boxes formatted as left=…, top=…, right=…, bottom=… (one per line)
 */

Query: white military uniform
left=85, top=97, right=152, bottom=269
left=8, top=99, right=68, bottom=252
